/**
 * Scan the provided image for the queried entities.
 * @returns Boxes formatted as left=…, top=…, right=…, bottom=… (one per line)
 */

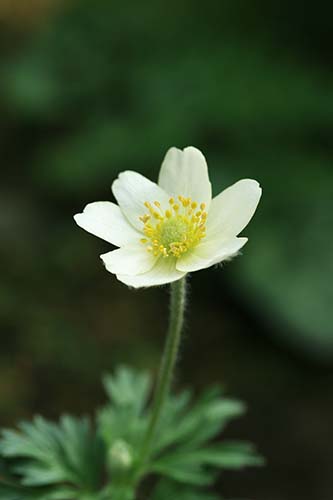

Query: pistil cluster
left=139, top=196, right=207, bottom=258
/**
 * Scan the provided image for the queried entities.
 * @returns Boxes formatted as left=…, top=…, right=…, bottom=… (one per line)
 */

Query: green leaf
left=151, top=478, right=221, bottom=500
left=149, top=441, right=263, bottom=486
left=151, top=461, right=216, bottom=487
left=102, top=365, right=151, bottom=416
left=108, top=484, right=135, bottom=500
left=98, top=366, right=151, bottom=453
left=0, top=415, right=105, bottom=492
left=0, top=367, right=263, bottom=497
left=153, top=441, right=264, bottom=471
left=0, top=482, right=80, bottom=500
left=194, top=441, right=265, bottom=469
left=152, top=387, right=246, bottom=455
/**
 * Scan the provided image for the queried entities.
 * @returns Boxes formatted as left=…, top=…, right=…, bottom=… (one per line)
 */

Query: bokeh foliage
left=2, top=0, right=332, bottom=359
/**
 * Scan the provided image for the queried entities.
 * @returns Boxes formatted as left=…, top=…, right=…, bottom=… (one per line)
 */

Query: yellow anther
left=139, top=214, right=151, bottom=223
left=140, top=196, right=207, bottom=258
left=200, top=203, right=206, bottom=211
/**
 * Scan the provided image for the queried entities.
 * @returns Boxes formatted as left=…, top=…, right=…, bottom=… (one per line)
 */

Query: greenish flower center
left=139, top=195, right=207, bottom=258
left=159, top=218, right=189, bottom=248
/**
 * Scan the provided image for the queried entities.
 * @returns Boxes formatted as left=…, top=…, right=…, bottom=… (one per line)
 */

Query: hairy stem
left=139, top=276, right=187, bottom=466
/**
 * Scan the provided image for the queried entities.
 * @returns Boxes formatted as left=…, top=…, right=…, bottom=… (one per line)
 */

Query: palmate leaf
left=0, top=415, right=105, bottom=493
left=0, top=482, right=80, bottom=500
left=149, top=441, right=263, bottom=487
left=0, top=479, right=107, bottom=500
left=103, top=365, right=151, bottom=416
left=0, top=367, right=263, bottom=498
left=151, top=441, right=264, bottom=482
left=152, top=387, right=246, bottom=455
left=98, top=366, right=151, bottom=453
left=107, top=484, right=135, bottom=500
left=152, top=460, right=216, bottom=487
left=151, top=478, right=221, bottom=500
left=97, top=366, right=263, bottom=490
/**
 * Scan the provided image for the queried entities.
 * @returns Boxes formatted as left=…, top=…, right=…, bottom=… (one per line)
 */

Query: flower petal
left=207, top=179, right=261, bottom=238
left=116, top=257, right=185, bottom=288
left=176, top=237, right=248, bottom=273
left=112, top=171, right=170, bottom=231
left=74, top=201, right=140, bottom=247
left=158, top=147, right=212, bottom=207
left=101, top=244, right=157, bottom=275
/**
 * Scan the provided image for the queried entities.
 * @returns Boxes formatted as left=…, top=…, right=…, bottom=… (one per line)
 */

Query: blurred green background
left=1, top=1, right=333, bottom=499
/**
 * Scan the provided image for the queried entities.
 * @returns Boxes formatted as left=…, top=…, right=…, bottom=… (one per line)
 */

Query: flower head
left=74, top=147, right=262, bottom=288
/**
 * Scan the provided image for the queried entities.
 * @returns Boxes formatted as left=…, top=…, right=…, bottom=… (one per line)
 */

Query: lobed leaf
left=151, top=478, right=221, bottom=500
left=0, top=415, right=105, bottom=493
left=152, top=387, right=246, bottom=455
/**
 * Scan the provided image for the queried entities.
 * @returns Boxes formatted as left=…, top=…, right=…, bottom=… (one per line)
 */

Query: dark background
left=1, top=1, right=333, bottom=499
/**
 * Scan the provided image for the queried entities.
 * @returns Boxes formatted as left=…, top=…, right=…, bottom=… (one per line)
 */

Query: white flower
left=74, top=147, right=262, bottom=288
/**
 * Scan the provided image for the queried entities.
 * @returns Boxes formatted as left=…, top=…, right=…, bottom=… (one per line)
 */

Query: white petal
left=112, top=171, right=170, bottom=230
left=176, top=237, right=248, bottom=273
left=74, top=201, right=139, bottom=247
left=207, top=179, right=261, bottom=238
left=116, top=257, right=185, bottom=288
left=158, top=147, right=212, bottom=207
left=101, top=244, right=157, bottom=275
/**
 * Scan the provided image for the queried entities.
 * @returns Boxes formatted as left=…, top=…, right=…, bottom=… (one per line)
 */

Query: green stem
left=139, top=276, right=187, bottom=466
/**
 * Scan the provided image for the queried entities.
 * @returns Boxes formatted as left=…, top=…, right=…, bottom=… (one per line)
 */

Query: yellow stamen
left=139, top=194, right=208, bottom=258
